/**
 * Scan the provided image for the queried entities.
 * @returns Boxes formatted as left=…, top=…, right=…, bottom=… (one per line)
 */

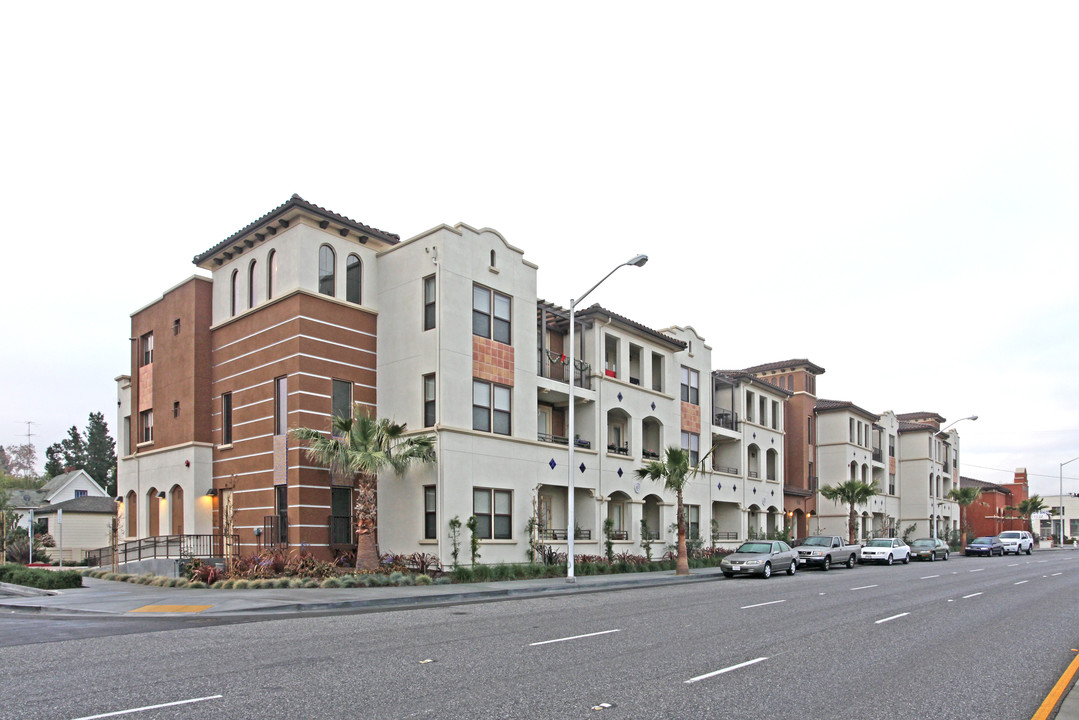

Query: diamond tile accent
left=617, top=468, right=624, bottom=477
left=549, top=459, right=557, bottom=470
left=717, top=482, right=722, bottom=491
left=752, top=487, right=757, bottom=494
left=579, top=463, right=586, bottom=473
left=617, top=392, right=623, bottom=402
left=651, top=402, right=656, bottom=411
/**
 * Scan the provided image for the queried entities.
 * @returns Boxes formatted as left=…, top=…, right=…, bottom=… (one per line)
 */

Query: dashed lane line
left=70, top=695, right=223, bottom=719
left=875, top=613, right=910, bottom=625
left=685, top=657, right=768, bottom=684
left=962, top=592, right=983, bottom=599
left=741, top=600, right=785, bottom=609
left=850, top=585, right=878, bottom=591
left=530, top=629, right=620, bottom=646
left=1015, top=580, right=1029, bottom=585
left=920, top=575, right=940, bottom=579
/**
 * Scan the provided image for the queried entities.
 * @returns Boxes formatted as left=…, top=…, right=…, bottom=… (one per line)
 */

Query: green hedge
left=0, top=564, right=84, bottom=590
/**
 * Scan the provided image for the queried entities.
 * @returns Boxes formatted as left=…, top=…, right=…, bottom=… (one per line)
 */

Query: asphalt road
left=1, top=552, right=1076, bottom=720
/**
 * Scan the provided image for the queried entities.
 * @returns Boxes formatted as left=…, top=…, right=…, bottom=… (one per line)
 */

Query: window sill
left=217, top=444, right=234, bottom=451
left=477, top=539, right=516, bottom=544
left=488, top=266, right=500, bottom=274
left=135, top=441, right=154, bottom=449
left=418, top=539, right=437, bottom=545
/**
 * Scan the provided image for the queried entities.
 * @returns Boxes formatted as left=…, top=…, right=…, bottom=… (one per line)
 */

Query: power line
left=963, top=462, right=1079, bottom=482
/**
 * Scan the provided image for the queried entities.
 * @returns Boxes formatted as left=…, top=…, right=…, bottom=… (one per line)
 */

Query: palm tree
left=292, top=408, right=435, bottom=570
left=820, top=480, right=877, bottom=544
left=635, top=446, right=693, bottom=575
left=947, top=486, right=981, bottom=548
left=1008, top=495, right=1048, bottom=537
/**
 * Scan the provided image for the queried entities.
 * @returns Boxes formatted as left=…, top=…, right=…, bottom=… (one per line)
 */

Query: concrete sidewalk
left=0, top=566, right=723, bottom=617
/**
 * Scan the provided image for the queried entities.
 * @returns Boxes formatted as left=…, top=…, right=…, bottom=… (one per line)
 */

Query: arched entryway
left=642, top=494, right=662, bottom=541
left=125, top=490, right=137, bottom=538
left=146, top=487, right=160, bottom=536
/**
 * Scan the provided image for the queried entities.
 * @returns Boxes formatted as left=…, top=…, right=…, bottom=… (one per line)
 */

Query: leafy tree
left=635, top=446, right=694, bottom=575
left=7, top=443, right=38, bottom=479
left=947, top=486, right=982, bottom=548
left=292, top=408, right=436, bottom=570
left=0, top=445, right=10, bottom=474
left=820, top=480, right=878, bottom=544
left=61, top=426, right=89, bottom=470
left=84, top=412, right=117, bottom=495
left=44, top=443, right=65, bottom=478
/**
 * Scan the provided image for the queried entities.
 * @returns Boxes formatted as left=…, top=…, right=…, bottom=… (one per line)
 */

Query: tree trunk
left=959, top=506, right=968, bottom=549
left=676, top=491, right=689, bottom=575
left=849, top=506, right=857, bottom=544
left=354, top=473, right=379, bottom=571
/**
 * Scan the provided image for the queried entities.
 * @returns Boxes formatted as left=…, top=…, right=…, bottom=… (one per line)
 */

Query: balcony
left=642, top=449, right=660, bottom=460
left=608, top=529, right=629, bottom=540
left=538, top=528, right=593, bottom=541
left=748, top=470, right=760, bottom=479
left=872, top=448, right=883, bottom=462
left=713, top=411, right=739, bottom=431
left=713, top=464, right=739, bottom=475
left=537, top=356, right=592, bottom=390
left=607, top=443, right=630, bottom=456
left=538, top=432, right=569, bottom=446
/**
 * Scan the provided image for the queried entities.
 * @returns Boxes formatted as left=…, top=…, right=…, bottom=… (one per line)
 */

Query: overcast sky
left=2, top=2, right=1076, bottom=498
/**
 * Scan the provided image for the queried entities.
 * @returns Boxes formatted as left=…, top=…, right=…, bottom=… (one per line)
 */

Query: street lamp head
left=969, top=415, right=978, bottom=421
left=626, top=254, right=648, bottom=268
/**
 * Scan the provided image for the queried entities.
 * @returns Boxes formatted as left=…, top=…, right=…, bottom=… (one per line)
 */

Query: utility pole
left=14, top=420, right=37, bottom=477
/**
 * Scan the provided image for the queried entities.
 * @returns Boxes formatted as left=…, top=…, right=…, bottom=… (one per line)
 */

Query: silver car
left=860, top=537, right=911, bottom=565
left=721, top=540, right=798, bottom=579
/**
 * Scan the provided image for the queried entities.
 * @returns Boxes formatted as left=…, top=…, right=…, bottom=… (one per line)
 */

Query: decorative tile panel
left=472, top=336, right=515, bottom=387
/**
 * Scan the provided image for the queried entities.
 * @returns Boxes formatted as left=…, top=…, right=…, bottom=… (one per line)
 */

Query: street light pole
left=934, top=415, right=977, bottom=539
left=567, top=254, right=647, bottom=582
left=1060, top=455, right=1079, bottom=545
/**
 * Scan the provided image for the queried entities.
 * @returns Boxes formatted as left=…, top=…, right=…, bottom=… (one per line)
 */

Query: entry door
left=331, top=487, right=352, bottom=545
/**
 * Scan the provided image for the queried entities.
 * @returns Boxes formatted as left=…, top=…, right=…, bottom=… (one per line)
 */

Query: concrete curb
left=0, top=581, right=58, bottom=598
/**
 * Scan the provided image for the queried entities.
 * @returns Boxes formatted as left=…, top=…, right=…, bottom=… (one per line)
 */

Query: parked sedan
left=965, top=536, right=1005, bottom=556
left=860, top=537, right=910, bottom=565
left=720, top=541, right=798, bottom=579
left=910, top=537, right=950, bottom=561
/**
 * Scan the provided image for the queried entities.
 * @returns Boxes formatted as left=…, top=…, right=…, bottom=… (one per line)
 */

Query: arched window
left=318, top=245, right=336, bottom=297
left=230, top=270, right=240, bottom=316
left=267, top=250, right=277, bottom=300
left=346, top=254, right=361, bottom=304
left=248, top=259, right=258, bottom=309
left=126, top=491, right=137, bottom=537
left=490, top=250, right=496, bottom=268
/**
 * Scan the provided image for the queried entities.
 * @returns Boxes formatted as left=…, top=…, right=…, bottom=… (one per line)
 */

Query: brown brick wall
left=681, top=401, right=700, bottom=434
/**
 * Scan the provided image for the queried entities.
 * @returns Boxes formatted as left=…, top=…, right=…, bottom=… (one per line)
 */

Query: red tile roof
left=741, top=358, right=826, bottom=375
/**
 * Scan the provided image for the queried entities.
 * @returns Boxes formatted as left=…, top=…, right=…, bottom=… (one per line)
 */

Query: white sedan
left=859, top=537, right=910, bottom=565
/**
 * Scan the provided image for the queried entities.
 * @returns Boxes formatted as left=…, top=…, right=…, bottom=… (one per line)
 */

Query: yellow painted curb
left=128, top=604, right=213, bottom=613
left=1032, top=650, right=1079, bottom=720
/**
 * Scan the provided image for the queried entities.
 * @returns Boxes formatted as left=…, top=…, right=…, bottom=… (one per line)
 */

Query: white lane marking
left=1037, top=560, right=1048, bottom=563
left=530, top=629, right=620, bottom=646
left=1052, top=572, right=1063, bottom=576
left=1015, top=580, right=1029, bottom=585
left=875, top=613, right=910, bottom=625
left=921, top=575, right=940, bottom=579
left=963, top=592, right=983, bottom=599
left=851, top=585, right=878, bottom=591
left=1007, top=563, right=1019, bottom=567
left=685, top=657, right=768, bottom=684
left=969, top=568, right=984, bottom=573
left=740, top=600, right=785, bottom=609
left=70, top=695, right=223, bottom=720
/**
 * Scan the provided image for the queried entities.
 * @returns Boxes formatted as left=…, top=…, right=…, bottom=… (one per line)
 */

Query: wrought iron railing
left=748, top=470, right=760, bottom=479
left=264, top=515, right=288, bottom=548
left=872, top=449, right=883, bottom=462
left=713, top=464, right=739, bottom=475
left=713, top=412, right=739, bottom=430
left=85, top=534, right=237, bottom=568
left=608, top=529, right=629, bottom=540
left=538, top=432, right=569, bottom=445
left=713, top=531, right=739, bottom=541
left=537, top=356, right=592, bottom=390
left=538, top=528, right=593, bottom=541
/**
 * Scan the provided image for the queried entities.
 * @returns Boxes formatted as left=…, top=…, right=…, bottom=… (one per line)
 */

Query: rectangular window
left=850, top=418, right=855, bottom=443
left=759, top=396, right=767, bottom=426
left=274, top=376, right=288, bottom=436
left=889, top=434, right=895, bottom=457
left=651, top=352, right=664, bottom=392
left=684, top=504, right=700, bottom=540
left=472, top=284, right=511, bottom=345
left=807, top=416, right=813, bottom=444
left=139, top=332, right=153, bottom=366
left=275, top=484, right=288, bottom=544
left=888, top=473, right=896, bottom=495
left=173, top=401, right=180, bottom=419
left=172, top=318, right=181, bottom=336
left=857, top=422, right=863, bottom=446
left=473, top=487, right=512, bottom=539
left=423, top=275, right=436, bottom=331
left=472, top=379, right=511, bottom=435
left=771, top=400, right=779, bottom=430
left=139, top=409, right=153, bottom=444
left=681, top=431, right=700, bottom=466
left=332, top=379, right=352, bottom=421
left=123, top=415, right=131, bottom=455
left=680, top=367, right=699, bottom=405
left=75, top=489, right=88, bottom=498
left=746, top=391, right=755, bottom=422
left=222, top=393, right=233, bottom=445
left=424, top=485, right=436, bottom=539
left=423, top=374, right=436, bottom=428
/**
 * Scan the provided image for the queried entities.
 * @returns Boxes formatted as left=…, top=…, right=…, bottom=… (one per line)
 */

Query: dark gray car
left=720, top=540, right=798, bottom=579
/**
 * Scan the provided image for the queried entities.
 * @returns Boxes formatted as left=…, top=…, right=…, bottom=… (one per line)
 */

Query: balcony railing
left=872, top=449, right=883, bottom=462
left=748, top=470, right=760, bottom=479
left=328, top=515, right=353, bottom=546
left=537, top=356, right=592, bottom=390
left=608, top=529, right=629, bottom=540
left=766, top=471, right=776, bottom=480
left=538, top=528, right=593, bottom=541
left=713, top=411, right=739, bottom=431
left=607, top=444, right=630, bottom=456
left=713, top=531, right=738, bottom=541
left=538, top=432, right=569, bottom=445
left=713, top=464, right=739, bottom=475
left=85, top=534, right=237, bottom=568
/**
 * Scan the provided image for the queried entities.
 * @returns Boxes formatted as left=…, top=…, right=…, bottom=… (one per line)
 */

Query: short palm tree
left=292, top=409, right=435, bottom=570
left=948, top=486, right=982, bottom=548
left=820, top=480, right=877, bottom=544
left=635, top=446, right=693, bottom=575
left=1010, top=495, right=1048, bottom=536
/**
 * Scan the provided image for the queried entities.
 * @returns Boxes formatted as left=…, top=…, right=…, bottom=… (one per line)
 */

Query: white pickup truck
left=793, top=535, right=861, bottom=570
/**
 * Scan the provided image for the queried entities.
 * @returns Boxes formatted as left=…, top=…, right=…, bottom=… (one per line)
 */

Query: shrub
left=233, top=579, right=251, bottom=589
left=0, top=564, right=83, bottom=590
left=320, top=577, right=342, bottom=588
left=414, top=574, right=433, bottom=585
left=188, top=581, right=207, bottom=589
